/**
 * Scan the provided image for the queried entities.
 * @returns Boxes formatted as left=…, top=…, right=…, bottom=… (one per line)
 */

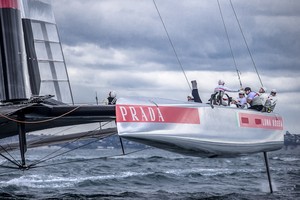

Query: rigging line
left=217, top=0, right=243, bottom=88
left=28, top=138, right=101, bottom=168
left=229, top=0, right=263, bottom=87
left=0, top=126, right=77, bottom=166
left=0, top=145, right=21, bottom=166
left=0, top=152, right=21, bottom=168
left=28, top=120, right=107, bottom=148
left=152, top=0, right=191, bottom=90
left=28, top=131, right=114, bottom=168
left=1, top=143, right=21, bottom=161
left=28, top=121, right=115, bottom=167
left=0, top=105, right=82, bottom=124
left=28, top=128, right=104, bottom=167
left=26, top=125, right=76, bottom=148
left=27, top=120, right=113, bottom=150
left=27, top=137, right=78, bottom=166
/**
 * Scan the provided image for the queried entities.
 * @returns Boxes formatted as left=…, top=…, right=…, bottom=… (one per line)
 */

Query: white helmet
left=271, top=89, right=277, bottom=93
left=109, top=91, right=117, bottom=98
left=239, top=90, right=245, bottom=95
left=218, top=79, right=225, bottom=85
left=261, top=87, right=267, bottom=93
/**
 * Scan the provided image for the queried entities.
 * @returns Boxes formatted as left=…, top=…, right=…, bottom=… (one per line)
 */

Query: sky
left=51, top=0, right=300, bottom=134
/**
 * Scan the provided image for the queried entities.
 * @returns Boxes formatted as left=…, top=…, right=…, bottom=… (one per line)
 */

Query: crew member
left=258, top=87, right=269, bottom=106
left=213, top=80, right=239, bottom=106
left=191, top=80, right=202, bottom=103
left=245, top=87, right=263, bottom=111
left=264, top=89, right=278, bottom=112
left=232, top=90, right=247, bottom=108
left=107, top=91, right=117, bottom=105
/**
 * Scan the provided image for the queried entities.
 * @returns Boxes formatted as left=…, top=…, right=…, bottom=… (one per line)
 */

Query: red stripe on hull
left=116, top=105, right=200, bottom=124
left=0, top=0, right=19, bottom=9
left=239, top=112, right=283, bottom=130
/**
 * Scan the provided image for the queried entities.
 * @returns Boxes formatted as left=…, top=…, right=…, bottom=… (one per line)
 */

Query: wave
left=272, top=156, right=300, bottom=162
left=0, top=190, right=293, bottom=200
left=164, top=167, right=263, bottom=177
left=0, top=171, right=153, bottom=189
left=0, top=159, right=6, bottom=165
left=2, top=167, right=258, bottom=190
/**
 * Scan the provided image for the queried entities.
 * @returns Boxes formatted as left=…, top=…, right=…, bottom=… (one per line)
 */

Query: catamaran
left=0, top=0, right=283, bottom=193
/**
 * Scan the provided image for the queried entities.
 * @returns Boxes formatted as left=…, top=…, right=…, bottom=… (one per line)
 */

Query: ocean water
left=0, top=146, right=299, bottom=199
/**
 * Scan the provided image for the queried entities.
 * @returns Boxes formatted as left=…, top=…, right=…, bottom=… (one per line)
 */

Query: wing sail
left=21, top=0, right=73, bottom=103
left=0, top=0, right=29, bottom=101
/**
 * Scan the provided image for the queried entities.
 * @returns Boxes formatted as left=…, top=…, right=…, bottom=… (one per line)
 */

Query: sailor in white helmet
left=214, top=80, right=239, bottom=93
left=246, top=86, right=270, bottom=111
left=107, top=91, right=117, bottom=105
left=264, top=89, right=278, bottom=112
left=258, top=86, right=269, bottom=107
left=213, top=79, right=239, bottom=106
left=234, top=90, right=247, bottom=108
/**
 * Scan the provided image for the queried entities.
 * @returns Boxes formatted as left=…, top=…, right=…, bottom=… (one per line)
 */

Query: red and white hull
left=116, top=97, right=284, bottom=157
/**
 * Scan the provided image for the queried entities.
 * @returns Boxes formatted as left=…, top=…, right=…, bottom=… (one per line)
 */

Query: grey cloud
left=51, top=0, right=300, bottom=133
left=55, top=2, right=297, bottom=85
left=53, top=1, right=299, bottom=80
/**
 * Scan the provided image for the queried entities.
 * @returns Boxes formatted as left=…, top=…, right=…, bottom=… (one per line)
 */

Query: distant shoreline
left=284, top=131, right=300, bottom=147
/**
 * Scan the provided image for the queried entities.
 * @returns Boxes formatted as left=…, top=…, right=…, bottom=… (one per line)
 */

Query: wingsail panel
left=0, top=0, right=73, bottom=103
left=20, top=0, right=73, bottom=103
